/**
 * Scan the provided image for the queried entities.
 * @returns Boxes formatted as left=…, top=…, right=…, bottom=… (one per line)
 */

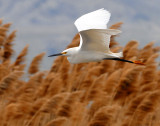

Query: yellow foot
left=133, top=60, right=145, bottom=65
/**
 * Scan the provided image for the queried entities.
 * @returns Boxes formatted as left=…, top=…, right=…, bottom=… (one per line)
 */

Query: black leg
left=103, top=58, right=134, bottom=63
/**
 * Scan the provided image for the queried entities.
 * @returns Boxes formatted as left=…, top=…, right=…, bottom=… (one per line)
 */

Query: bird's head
left=48, top=47, right=78, bottom=57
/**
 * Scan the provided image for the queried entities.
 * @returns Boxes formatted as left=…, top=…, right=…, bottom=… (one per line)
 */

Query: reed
left=0, top=20, right=159, bottom=126
left=28, top=52, right=45, bottom=74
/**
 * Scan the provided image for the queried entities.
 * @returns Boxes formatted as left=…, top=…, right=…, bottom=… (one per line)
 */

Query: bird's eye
left=62, top=52, right=67, bottom=54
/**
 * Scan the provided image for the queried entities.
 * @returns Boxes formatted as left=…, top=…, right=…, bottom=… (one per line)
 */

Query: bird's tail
left=112, top=52, right=123, bottom=58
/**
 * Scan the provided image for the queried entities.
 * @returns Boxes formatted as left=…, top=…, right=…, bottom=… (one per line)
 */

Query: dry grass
left=0, top=18, right=160, bottom=126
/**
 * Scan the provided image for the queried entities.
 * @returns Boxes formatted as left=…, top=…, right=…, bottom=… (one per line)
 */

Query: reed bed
left=0, top=19, right=160, bottom=126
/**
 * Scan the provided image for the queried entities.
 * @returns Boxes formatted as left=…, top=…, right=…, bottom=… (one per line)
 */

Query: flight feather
left=74, top=8, right=111, bottom=32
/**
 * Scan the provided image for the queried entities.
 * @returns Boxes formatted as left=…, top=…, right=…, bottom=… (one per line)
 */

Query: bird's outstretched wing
left=75, top=8, right=121, bottom=52
left=74, top=8, right=111, bottom=32
left=79, top=29, right=121, bottom=52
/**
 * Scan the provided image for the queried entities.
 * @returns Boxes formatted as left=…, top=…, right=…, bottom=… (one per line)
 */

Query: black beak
left=48, top=53, right=63, bottom=57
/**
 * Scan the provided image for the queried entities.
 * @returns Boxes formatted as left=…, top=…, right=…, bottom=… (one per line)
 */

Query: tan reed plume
left=139, top=81, right=157, bottom=95
left=10, top=45, right=29, bottom=71
left=113, top=66, right=144, bottom=106
left=123, top=41, right=138, bottom=58
left=0, top=63, right=11, bottom=80
left=57, top=91, right=82, bottom=118
left=0, top=26, right=8, bottom=32
left=121, top=92, right=148, bottom=126
left=28, top=52, right=45, bottom=74
left=67, top=63, right=87, bottom=91
left=25, top=93, right=69, bottom=126
left=45, top=117, right=67, bottom=126
left=125, top=43, right=139, bottom=59
left=0, top=36, right=4, bottom=46
left=88, top=95, right=112, bottom=119
left=14, top=45, right=29, bottom=66
left=139, top=42, right=155, bottom=63
left=40, top=93, right=69, bottom=114
left=103, top=69, right=122, bottom=94
left=2, top=23, right=12, bottom=29
left=45, top=74, right=63, bottom=97
left=146, top=53, right=159, bottom=64
left=89, top=105, right=117, bottom=126
left=66, top=33, right=80, bottom=49
left=109, top=22, right=123, bottom=48
left=2, top=30, right=16, bottom=61
left=50, top=56, right=65, bottom=73
left=34, top=72, right=61, bottom=99
left=130, top=90, right=160, bottom=126
left=85, top=73, right=107, bottom=101
left=0, top=20, right=159, bottom=126
left=140, top=64, right=157, bottom=85
left=0, top=71, right=23, bottom=95
left=0, top=19, right=3, bottom=25
left=58, top=58, right=71, bottom=92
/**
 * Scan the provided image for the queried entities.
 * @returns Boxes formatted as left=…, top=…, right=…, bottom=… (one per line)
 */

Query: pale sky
left=0, top=0, right=160, bottom=70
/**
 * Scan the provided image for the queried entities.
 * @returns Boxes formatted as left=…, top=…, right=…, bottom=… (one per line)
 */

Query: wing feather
left=79, top=29, right=121, bottom=52
left=75, top=8, right=121, bottom=53
left=75, top=8, right=111, bottom=32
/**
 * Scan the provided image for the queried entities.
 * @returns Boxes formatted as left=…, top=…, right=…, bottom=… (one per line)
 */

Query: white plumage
left=75, top=8, right=123, bottom=60
left=74, top=8, right=111, bottom=31
left=49, top=8, right=144, bottom=65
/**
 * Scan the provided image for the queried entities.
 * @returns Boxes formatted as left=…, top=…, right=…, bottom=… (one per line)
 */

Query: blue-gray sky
left=0, top=0, right=160, bottom=70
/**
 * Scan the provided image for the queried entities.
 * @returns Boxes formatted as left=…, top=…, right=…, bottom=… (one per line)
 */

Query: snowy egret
left=49, top=8, right=144, bottom=65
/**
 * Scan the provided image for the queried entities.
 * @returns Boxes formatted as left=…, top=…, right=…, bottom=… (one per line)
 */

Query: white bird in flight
left=49, top=8, right=144, bottom=65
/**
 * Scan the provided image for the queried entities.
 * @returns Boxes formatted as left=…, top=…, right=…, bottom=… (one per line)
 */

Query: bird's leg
left=103, top=58, right=144, bottom=65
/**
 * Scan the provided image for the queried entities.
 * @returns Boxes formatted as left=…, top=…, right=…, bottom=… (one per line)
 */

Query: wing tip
left=74, top=8, right=111, bottom=32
